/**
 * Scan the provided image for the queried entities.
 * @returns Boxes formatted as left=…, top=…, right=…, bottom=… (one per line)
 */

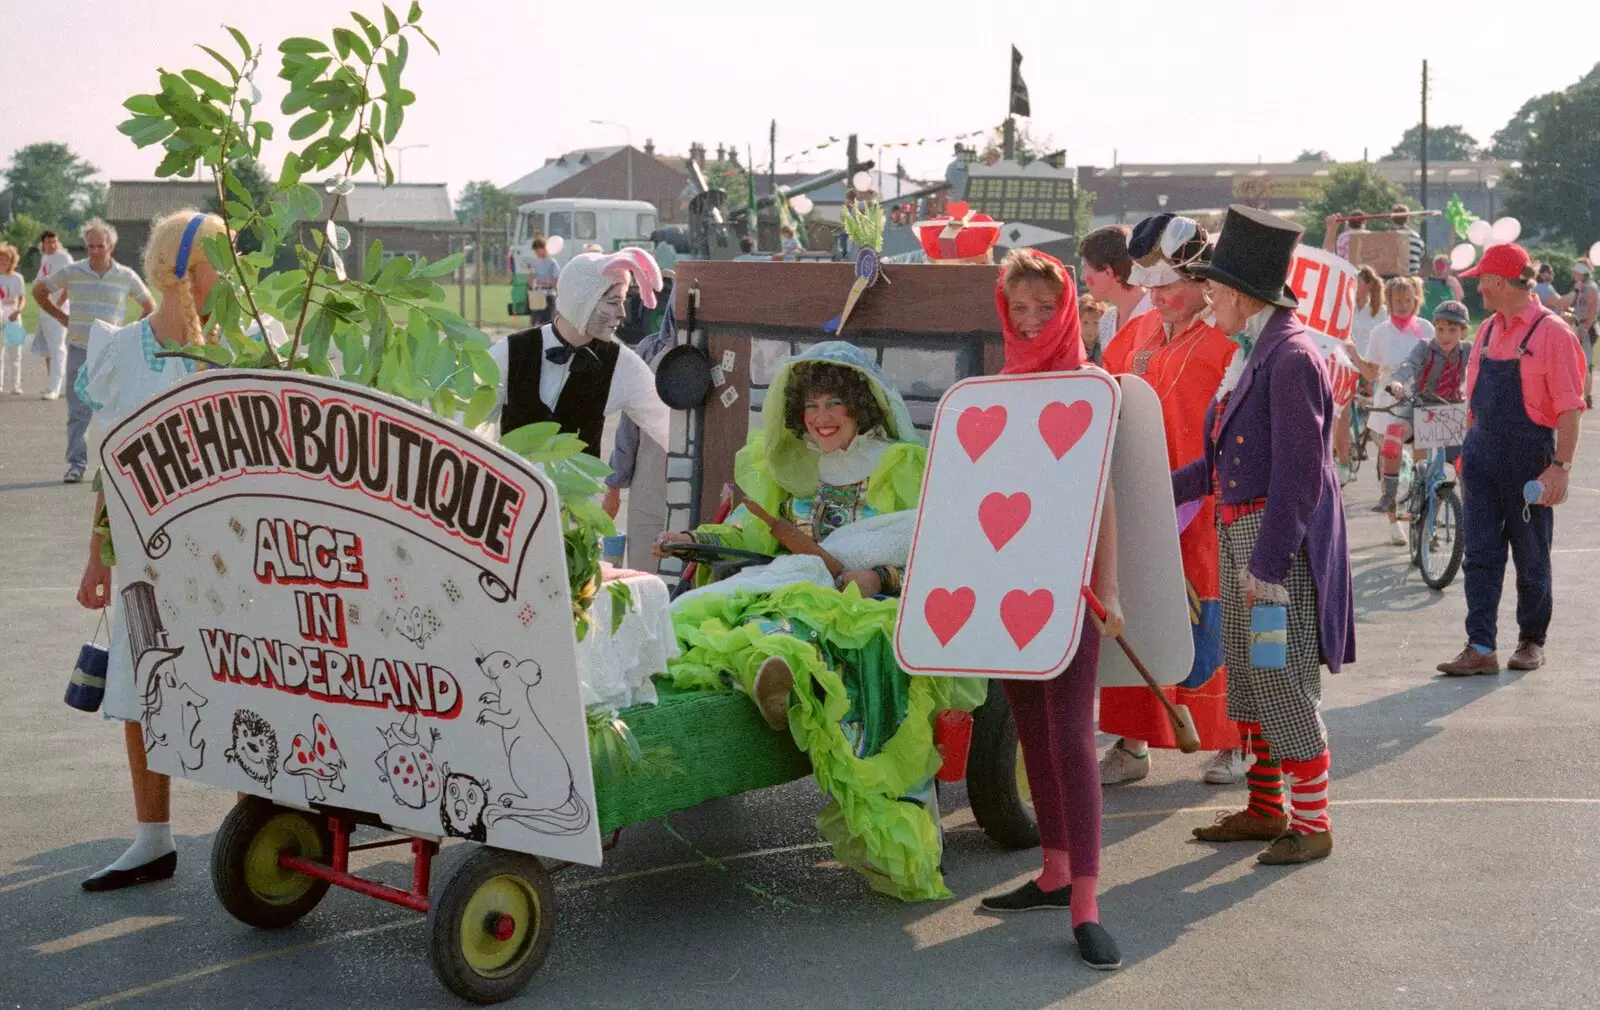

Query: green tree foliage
left=455, top=180, right=517, bottom=271
left=1, top=214, right=45, bottom=261
left=1489, top=62, right=1600, bottom=161
left=1299, top=163, right=1406, bottom=247
left=705, top=160, right=748, bottom=213
left=1296, top=149, right=1333, bottom=163
left=2, top=142, right=106, bottom=232
left=1381, top=124, right=1482, bottom=162
left=1503, top=83, right=1600, bottom=248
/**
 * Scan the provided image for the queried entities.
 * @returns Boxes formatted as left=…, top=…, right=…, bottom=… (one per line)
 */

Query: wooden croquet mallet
left=1081, top=586, right=1201, bottom=754
left=729, top=483, right=846, bottom=578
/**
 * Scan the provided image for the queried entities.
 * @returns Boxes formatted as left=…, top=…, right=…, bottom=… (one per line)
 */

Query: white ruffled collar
left=814, top=431, right=892, bottom=487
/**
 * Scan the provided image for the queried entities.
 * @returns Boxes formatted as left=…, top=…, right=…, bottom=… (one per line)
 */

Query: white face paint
left=583, top=282, right=628, bottom=342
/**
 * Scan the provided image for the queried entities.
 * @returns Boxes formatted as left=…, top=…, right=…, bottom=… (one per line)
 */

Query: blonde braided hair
left=142, top=210, right=227, bottom=346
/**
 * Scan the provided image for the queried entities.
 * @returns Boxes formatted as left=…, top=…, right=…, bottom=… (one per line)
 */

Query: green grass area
left=18, top=295, right=142, bottom=334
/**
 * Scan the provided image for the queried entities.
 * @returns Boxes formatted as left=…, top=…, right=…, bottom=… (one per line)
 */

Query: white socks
left=101, top=822, right=176, bottom=873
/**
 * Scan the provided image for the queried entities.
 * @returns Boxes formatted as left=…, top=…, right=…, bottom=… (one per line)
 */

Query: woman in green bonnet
left=655, top=341, right=983, bottom=901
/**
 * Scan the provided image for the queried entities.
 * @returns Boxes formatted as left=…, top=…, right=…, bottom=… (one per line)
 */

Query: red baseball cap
left=1459, top=243, right=1532, bottom=280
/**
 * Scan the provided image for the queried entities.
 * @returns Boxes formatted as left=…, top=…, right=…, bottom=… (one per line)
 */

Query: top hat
left=1192, top=204, right=1301, bottom=309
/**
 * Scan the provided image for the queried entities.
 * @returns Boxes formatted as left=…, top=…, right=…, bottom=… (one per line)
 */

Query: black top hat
left=1192, top=204, right=1301, bottom=309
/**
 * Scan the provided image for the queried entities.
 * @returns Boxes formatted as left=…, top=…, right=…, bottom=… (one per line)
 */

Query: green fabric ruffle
left=669, top=581, right=985, bottom=901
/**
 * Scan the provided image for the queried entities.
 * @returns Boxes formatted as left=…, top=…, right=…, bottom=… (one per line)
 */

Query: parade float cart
left=98, top=365, right=1034, bottom=1005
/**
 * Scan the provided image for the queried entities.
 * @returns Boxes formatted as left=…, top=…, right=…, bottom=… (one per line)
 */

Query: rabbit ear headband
left=555, top=248, right=664, bottom=332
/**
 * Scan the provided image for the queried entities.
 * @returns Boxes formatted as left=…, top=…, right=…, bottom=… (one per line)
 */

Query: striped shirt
left=1402, top=227, right=1425, bottom=277
left=42, top=260, right=152, bottom=345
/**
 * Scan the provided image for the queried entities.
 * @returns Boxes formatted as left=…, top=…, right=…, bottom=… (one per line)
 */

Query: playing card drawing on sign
left=895, top=371, right=1120, bottom=678
left=97, top=371, right=602, bottom=865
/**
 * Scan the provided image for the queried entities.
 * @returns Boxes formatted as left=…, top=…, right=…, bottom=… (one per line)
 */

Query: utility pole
left=1002, top=117, right=1016, bottom=162
left=474, top=217, right=484, bottom=329
left=769, top=119, right=777, bottom=210
left=846, top=134, right=860, bottom=192
left=1420, top=59, right=1430, bottom=252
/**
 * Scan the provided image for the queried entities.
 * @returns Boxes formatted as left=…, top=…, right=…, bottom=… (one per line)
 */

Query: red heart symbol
left=924, top=587, right=976, bottom=647
left=1000, top=589, right=1055, bottom=650
left=957, top=405, right=1007, bottom=462
left=945, top=201, right=970, bottom=218
left=978, top=492, right=1031, bottom=551
left=1038, top=400, right=1093, bottom=460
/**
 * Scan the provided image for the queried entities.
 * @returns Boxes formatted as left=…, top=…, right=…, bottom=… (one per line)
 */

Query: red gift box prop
left=914, top=201, right=1002, bottom=263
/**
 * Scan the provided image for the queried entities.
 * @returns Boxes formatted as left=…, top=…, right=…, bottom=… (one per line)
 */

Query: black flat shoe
left=979, top=879, right=1071, bottom=912
left=82, top=851, right=177, bottom=892
left=1073, top=921, right=1122, bottom=970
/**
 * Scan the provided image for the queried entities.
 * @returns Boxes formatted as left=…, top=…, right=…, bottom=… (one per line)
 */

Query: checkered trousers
left=1218, top=509, right=1328, bottom=761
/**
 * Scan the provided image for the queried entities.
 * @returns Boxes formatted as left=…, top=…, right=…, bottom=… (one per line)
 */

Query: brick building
left=505, top=143, right=698, bottom=224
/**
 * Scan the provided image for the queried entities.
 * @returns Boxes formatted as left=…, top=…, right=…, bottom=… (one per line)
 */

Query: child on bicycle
left=1384, top=299, right=1472, bottom=520
left=1360, top=277, right=1434, bottom=542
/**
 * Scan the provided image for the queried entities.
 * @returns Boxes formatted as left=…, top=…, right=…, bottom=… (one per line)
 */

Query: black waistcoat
left=502, top=325, right=620, bottom=458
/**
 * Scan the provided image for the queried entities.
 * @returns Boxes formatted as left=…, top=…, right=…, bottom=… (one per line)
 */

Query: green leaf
left=196, top=46, right=240, bottom=83
left=294, top=183, right=325, bottom=221
left=407, top=1, right=421, bottom=23
left=382, top=101, right=404, bottom=144
left=253, top=120, right=275, bottom=141
left=280, top=37, right=330, bottom=54
left=374, top=255, right=411, bottom=293
left=363, top=240, right=385, bottom=282
left=384, top=4, right=401, bottom=33
left=368, top=104, right=383, bottom=145
left=333, top=26, right=373, bottom=63
left=227, top=26, right=253, bottom=58
left=417, top=252, right=462, bottom=278
left=278, top=151, right=303, bottom=188
left=351, top=12, right=382, bottom=48
left=412, top=24, right=440, bottom=53
left=289, top=110, right=329, bottom=140
left=395, top=33, right=409, bottom=77
left=468, top=346, right=499, bottom=385
left=123, top=94, right=163, bottom=115
left=462, top=385, right=498, bottom=429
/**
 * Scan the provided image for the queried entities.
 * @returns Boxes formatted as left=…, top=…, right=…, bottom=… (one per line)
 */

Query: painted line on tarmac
left=66, top=918, right=419, bottom=1010
left=64, top=796, right=1600, bottom=1006
left=34, top=916, right=180, bottom=955
left=0, top=866, right=89, bottom=894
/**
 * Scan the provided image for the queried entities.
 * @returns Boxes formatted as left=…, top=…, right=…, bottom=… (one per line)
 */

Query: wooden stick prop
left=1333, top=210, right=1442, bottom=223
left=729, top=484, right=846, bottom=577
left=1081, top=586, right=1201, bottom=754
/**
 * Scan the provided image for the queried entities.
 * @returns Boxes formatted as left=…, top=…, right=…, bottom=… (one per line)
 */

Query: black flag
left=1009, top=45, right=1031, bottom=117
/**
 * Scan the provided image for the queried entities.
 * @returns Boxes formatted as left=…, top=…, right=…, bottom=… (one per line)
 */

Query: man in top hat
left=1098, top=214, right=1245, bottom=787
left=487, top=248, right=670, bottom=458
left=1436, top=244, right=1585, bottom=676
left=1173, top=205, right=1355, bottom=865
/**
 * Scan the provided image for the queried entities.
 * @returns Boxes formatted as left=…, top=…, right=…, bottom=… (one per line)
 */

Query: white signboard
left=1287, top=245, right=1362, bottom=408
left=895, top=371, right=1119, bottom=679
left=1096, top=375, right=1194, bottom=688
left=1414, top=402, right=1468, bottom=450
left=99, top=371, right=601, bottom=866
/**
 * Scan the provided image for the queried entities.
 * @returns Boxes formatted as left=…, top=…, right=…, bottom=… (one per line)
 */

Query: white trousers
left=36, top=318, right=68, bottom=394
left=0, top=343, right=22, bottom=392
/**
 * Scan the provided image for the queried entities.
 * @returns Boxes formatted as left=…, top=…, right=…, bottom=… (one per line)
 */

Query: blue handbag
left=65, top=614, right=109, bottom=713
left=1250, top=603, right=1288, bottom=671
left=3, top=321, right=24, bottom=347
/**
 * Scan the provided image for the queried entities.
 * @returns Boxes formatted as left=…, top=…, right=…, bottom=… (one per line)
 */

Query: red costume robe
left=1100, top=310, right=1238, bottom=749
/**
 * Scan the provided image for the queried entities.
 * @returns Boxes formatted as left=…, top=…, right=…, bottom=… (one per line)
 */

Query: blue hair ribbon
left=174, top=214, right=207, bottom=279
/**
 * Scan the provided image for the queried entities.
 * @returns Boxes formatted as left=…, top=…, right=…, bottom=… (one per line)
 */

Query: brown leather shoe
left=1192, top=810, right=1289, bottom=843
left=752, top=656, right=794, bottom=731
left=1436, top=645, right=1500, bottom=676
left=1507, top=640, right=1545, bottom=671
left=1257, top=830, right=1333, bottom=865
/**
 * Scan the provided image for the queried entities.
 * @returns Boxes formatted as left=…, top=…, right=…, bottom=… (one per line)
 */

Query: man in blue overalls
left=1437, top=244, right=1587, bottom=676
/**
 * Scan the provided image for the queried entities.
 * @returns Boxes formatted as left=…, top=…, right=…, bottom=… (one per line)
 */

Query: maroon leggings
left=1000, top=614, right=1102, bottom=878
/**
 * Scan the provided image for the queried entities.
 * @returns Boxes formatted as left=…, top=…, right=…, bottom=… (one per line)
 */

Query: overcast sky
left=3, top=0, right=1596, bottom=201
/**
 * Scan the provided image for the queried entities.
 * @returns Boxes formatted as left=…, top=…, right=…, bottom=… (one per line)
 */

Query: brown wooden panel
left=674, top=261, right=1003, bottom=335
left=697, top=329, right=752, bottom=517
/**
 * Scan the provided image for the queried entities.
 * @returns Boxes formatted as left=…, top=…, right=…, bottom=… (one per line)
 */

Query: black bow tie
left=546, top=339, right=600, bottom=373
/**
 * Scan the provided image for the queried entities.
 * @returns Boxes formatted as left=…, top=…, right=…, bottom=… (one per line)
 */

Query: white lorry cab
left=508, top=198, right=659, bottom=317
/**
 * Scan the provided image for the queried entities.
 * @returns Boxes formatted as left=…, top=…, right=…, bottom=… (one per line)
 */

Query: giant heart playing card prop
left=896, top=372, right=1120, bottom=679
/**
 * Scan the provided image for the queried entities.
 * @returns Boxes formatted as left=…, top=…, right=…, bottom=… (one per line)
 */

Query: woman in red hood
left=976, top=248, right=1123, bottom=971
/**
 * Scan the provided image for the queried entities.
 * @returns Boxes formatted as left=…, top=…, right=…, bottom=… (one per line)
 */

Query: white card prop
left=895, top=371, right=1119, bottom=679
left=1287, top=245, right=1362, bottom=408
left=1096, top=375, right=1193, bottom=688
left=98, top=371, right=601, bottom=866
left=1413, top=402, right=1468, bottom=450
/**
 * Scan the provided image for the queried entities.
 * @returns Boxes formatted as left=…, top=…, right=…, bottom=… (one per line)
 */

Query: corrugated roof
left=106, top=180, right=214, bottom=221
left=338, top=183, right=453, bottom=223
left=504, top=147, right=623, bottom=197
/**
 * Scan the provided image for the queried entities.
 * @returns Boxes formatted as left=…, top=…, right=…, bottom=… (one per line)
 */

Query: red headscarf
left=995, top=251, right=1085, bottom=374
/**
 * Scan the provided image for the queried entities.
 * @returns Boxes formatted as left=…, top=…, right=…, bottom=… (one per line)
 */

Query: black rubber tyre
left=965, top=680, right=1039, bottom=849
left=427, top=847, right=556, bottom=1005
left=1419, top=486, right=1465, bottom=591
left=210, top=796, right=332, bottom=929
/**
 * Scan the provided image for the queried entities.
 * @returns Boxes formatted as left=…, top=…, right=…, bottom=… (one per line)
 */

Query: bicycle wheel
left=1419, top=487, right=1465, bottom=590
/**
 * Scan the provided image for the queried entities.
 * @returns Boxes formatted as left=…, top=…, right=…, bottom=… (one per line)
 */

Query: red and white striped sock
left=1281, top=750, right=1331, bottom=835
left=1241, top=723, right=1285, bottom=821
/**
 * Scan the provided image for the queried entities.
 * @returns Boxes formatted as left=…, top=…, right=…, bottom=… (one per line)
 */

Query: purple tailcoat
left=1172, top=307, right=1356, bottom=672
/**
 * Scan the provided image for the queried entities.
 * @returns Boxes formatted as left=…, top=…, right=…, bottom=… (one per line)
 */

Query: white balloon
left=1491, top=217, right=1521, bottom=243
left=544, top=235, right=564, bottom=256
left=851, top=171, right=873, bottom=192
left=1588, top=240, right=1600, bottom=264
left=1466, top=219, right=1494, bottom=246
left=789, top=194, right=813, bottom=215
left=1450, top=243, right=1477, bottom=271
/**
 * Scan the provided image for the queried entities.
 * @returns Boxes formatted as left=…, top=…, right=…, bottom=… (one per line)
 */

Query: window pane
left=575, top=212, right=597, bottom=240
left=881, top=346, right=961, bottom=399
left=548, top=212, right=572, bottom=238
left=638, top=213, right=657, bottom=236
left=748, top=338, right=791, bottom=386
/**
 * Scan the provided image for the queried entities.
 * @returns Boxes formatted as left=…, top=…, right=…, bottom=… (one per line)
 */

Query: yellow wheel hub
left=460, top=874, right=540, bottom=976
left=244, top=813, right=322, bottom=904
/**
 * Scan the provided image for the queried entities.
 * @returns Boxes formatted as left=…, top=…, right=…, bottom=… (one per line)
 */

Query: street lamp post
left=394, top=143, right=429, bottom=183
left=590, top=120, right=634, bottom=201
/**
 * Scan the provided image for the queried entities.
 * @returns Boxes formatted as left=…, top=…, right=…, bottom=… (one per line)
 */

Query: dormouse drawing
left=475, top=651, right=591, bottom=836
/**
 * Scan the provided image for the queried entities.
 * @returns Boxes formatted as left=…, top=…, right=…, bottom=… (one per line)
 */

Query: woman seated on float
left=654, top=341, right=983, bottom=901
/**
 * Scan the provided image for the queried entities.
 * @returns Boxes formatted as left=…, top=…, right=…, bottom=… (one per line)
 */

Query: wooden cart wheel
left=965, top=680, right=1040, bottom=849
left=427, top=847, right=556, bottom=1005
left=211, top=796, right=332, bottom=929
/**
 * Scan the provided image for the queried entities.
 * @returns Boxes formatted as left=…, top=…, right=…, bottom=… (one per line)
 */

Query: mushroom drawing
left=284, top=713, right=348, bottom=803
